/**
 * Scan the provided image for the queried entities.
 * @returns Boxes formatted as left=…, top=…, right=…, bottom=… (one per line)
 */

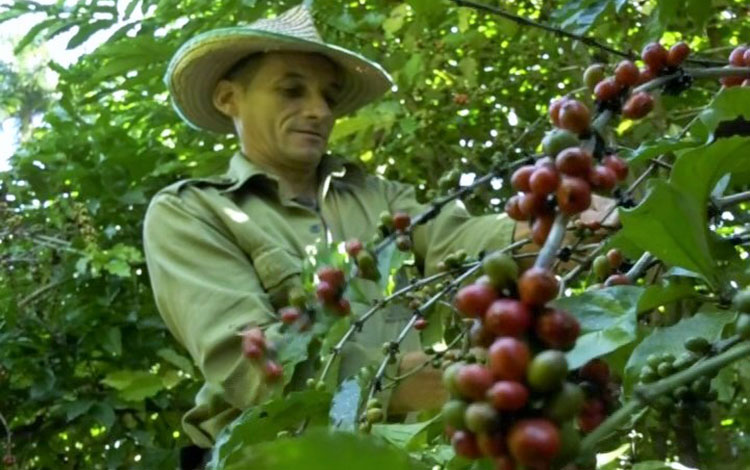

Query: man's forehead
left=258, top=52, right=342, bottom=86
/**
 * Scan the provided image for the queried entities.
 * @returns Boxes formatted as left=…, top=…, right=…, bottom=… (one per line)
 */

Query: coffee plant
left=2, top=1, right=750, bottom=469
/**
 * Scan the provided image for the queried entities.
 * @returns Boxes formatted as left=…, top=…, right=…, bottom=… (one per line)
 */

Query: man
left=144, top=3, right=609, bottom=468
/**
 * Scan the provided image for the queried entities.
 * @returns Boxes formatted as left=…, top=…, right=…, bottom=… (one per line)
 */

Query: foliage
left=0, top=0, right=749, bottom=469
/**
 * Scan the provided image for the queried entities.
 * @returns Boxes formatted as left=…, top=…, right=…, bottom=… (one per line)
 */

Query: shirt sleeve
left=380, top=179, right=516, bottom=276
left=143, top=190, right=278, bottom=412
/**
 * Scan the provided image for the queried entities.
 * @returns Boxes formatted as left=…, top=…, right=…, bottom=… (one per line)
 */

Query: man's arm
left=143, top=191, right=280, bottom=412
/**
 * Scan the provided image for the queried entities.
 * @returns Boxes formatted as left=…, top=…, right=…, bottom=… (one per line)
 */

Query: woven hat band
left=249, top=5, right=323, bottom=44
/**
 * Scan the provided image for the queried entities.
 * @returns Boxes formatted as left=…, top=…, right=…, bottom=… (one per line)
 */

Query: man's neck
left=241, top=151, right=319, bottom=202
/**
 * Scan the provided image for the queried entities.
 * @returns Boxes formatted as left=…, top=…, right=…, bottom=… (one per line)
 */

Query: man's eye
left=324, top=94, right=338, bottom=107
left=282, top=87, right=303, bottom=97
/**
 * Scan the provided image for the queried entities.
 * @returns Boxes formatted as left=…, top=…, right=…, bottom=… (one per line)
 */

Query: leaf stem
left=534, top=214, right=569, bottom=269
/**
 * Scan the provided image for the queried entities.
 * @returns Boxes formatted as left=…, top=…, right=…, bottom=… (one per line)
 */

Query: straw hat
left=164, top=3, right=393, bottom=134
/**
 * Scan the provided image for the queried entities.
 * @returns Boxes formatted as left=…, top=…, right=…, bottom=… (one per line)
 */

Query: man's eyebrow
left=276, top=72, right=343, bottom=91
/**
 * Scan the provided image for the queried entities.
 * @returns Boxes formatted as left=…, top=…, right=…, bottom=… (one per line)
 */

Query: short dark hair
left=222, top=53, right=265, bottom=89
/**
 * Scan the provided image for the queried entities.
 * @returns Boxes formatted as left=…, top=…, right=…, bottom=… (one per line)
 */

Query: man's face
left=226, top=52, right=342, bottom=167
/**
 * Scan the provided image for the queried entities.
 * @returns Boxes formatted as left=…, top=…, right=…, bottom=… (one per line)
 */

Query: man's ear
left=213, top=80, right=239, bottom=118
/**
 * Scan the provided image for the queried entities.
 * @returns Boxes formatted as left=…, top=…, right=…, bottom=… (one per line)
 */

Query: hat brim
left=165, top=28, right=394, bottom=134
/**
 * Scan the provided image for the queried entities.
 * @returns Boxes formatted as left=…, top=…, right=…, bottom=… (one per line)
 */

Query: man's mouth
left=293, top=129, right=324, bottom=138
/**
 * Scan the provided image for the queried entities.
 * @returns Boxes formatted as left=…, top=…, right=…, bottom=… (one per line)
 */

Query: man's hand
left=387, top=351, right=448, bottom=415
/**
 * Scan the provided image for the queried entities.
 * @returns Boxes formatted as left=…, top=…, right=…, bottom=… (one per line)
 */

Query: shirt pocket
left=252, top=247, right=302, bottom=308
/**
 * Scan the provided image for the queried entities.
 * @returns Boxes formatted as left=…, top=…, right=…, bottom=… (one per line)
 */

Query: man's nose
left=303, top=92, right=333, bottom=121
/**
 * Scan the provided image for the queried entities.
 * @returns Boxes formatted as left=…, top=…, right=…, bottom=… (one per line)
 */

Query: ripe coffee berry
left=456, top=364, right=495, bottom=401
left=588, top=165, right=617, bottom=192
left=414, top=317, right=428, bottom=330
left=241, top=327, right=266, bottom=359
left=519, top=192, right=548, bottom=219
left=279, top=306, right=302, bottom=325
left=476, top=432, right=507, bottom=457
left=504, top=195, right=527, bottom=221
left=508, top=419, right=561, bottom=467
left=518, top=267, right=559, bottom=307
left=636, top=66, right=656, bottom=85
left=605, top=274, right=631, bottom=286
left=622, top=91, right=654, bottom=120
left=667, top=42, right=691, bottom=67
left=453, top=93, right=469, bottom=105
left=602, top=155, right=629, bottom=181
left=345, top=239, right=363, bottom=257
left=594, top=77, right=621, bottom=102
left=487, top=380, right=529, bottom=411
left=578, top=399, right=606, bottom=432
left=264, top=360, right=283, bottom=381
left=580, top=358, right=611, bottom=386
left=556, top=147, right=593, bottom=178
left=488, top=337, right=531, bottom=381
left=557, top=177, right=592, bottom=215
left=558, top=99, right=591, bottom=135
left=484, top=299, right=532, bottom=337
left=393, top=212, right=411, bottom=231
left=535, top=309, right=581, bottom=350
left=317, top=267, right=345, bottom=289
left=452, top=430, right=482, bottom=459
left=549, top=97, right=568, bottom=126
left=720, top=74, right=744, bottom=88
left=614, top=60, right=640, bottom=88
left=529, top=166, right=560, bottom=196
left=511, top=165, right=535, bottom=192
left=642, top=42, right=668, bottom=72
left=333, top=297, right=351, bottom=316
left=532, top=214, right=554, bottom=246
left=606, top=248, right=624, bottom=269
left=454, top=283, right=498, bottom=318
left=729, top=45, right=748, bottom=66
left=316, top=281, right=338, bottom=304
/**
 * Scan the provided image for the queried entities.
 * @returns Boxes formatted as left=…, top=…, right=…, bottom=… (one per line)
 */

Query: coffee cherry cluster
left=505, top=103, right=628, bottom=245
left=379, top=211, right=413, bottom=251
left=575, top=359, right=619, bottom=433
left=441, top=253, right=590, bottom=469
left=585, top=59, right=654, bottom=119
left=240, top=327, right=283, bottom=382
left=734, top=289, right=750, bottom=338
left=590, top=248, right=631, bottom=287
left=315, top=266, right=351, bottom=316
left=721, top=45, right=750, bottom=88
left=345, top=239, right=381, bottom=281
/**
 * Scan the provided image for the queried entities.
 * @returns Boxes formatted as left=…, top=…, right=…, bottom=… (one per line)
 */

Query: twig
left=382, top=330, right=467, bottom=387
left=534, top=214, right=569, bottom=269
left=0, top=410, right=11, bottom=453
left=715, top=190, right=750, bottom=210
left=452, top=0, right=724, bottom=67
left=17, top=277, right=71, bottom=308
left=625, top=252, right=655, bottom=282
left=580, top=340, right=750, bottom=456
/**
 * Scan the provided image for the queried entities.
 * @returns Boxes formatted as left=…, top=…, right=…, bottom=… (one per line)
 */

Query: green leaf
left=552, top=286, right=641, bottom=369
left=632, top=461, right=672, bottom=470
left=14, top=18, right=60, bottom=54
left=101, top=370, right=164, bottom=401
left=89, top=402, right=116, bottom=428
left=623, top=309, right=736, bottom=395
left=101, top=327, right=122, bottom=356
left=371, top=417, right=438, bottom=450
left=621, top=139, right=700, bottom=166
left=329, top=377, right=362, bottom=431
left=686, top=0, right=713, bottom=29
left=552, top=0, right=614, bottom=35
left=62, top=400, right=94, bottom=422
left=67, top=20, right=114, bottom=50
left=693, top=87, right=750, bottom=141
left=157, top=348, right=195, bottom=375
left=208, top=390, right=332, bottom=469
left=221, top=429, right=429, bottom=470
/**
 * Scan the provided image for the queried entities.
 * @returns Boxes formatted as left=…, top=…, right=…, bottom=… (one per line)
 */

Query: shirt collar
left=219, top=152, right=364, bottom=195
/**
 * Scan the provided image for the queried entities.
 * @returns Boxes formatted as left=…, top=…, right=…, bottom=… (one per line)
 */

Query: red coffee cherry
left=511, top=165, right=535, bottom=192
left=579, top=358, right=611, bottom=386
left=614, top=60, right=640, bottom=88
left=279, top=306, right=302, bottom=325
left=518, top=267, right=559, bottom=307
left=484, top=299, right=532, bottom=337
left=558, top=99, right=591, bottom=135
left=535, top=309, right=581, bottom=350
left=622, top=91, right=654, bottom=120
left=642, top=42, right=668, bottom=72
left=555, top=147, right=594, bottom=178
left=556, top=177, right=592, bottom=215
left=729, top=45, right=748, bottom=66
left=606, top=248, right=624, bottom=269
left=456, top=364, right=495, bottom=401
left=549, top=97, right=568, bottom=127
left=241, top=327, right=266, bottom=359
left=488, top=337, right=531, bottom=381
left=264, top=360, right=283, bottom=381
left=721, top=74, right=744, bottom=88
left=744, top=50, right=750, bottom=67
left=529, top=166, right=560, bottom=197
left=469, top=319, right=495, bottom=348
left=532, top=214, right=554, bottom=246
left=487, top=380, right=529, bottom=411
left=594, top=77, right=621, bottom=102
left=667, top=42, right=691, bottom=67
left=454, top=283, right=498, bottom=318
left=393, top=212, right=411, bottom=231
left=452, top=430, right=482, bottom=459
left=345, top=238, right=363, bottom=257
left=504, top=195, right=527, bottom=221
left=414, top=317, right=428, bottom=330
left=317, top=266, right=345, bottom=289
left=605, top=274, right=631, bottom=286
left=316, top=281, right=338, bottom=304
left=334, top=297, right=351, bottom=316
left=453, top=93, right=469, bottom=105
left=508, top=419, right=561, bottom=467
left=588, top=165, right=618, bottom=192
left=602, top=154, right=629, bottom=181
left=578, top=399, right=606, bottom=433
left=636, top=66, right=656, bottom=85
left=518, top=192, right=548, bottom=219
left=476, top=432, right=507, bottom=457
